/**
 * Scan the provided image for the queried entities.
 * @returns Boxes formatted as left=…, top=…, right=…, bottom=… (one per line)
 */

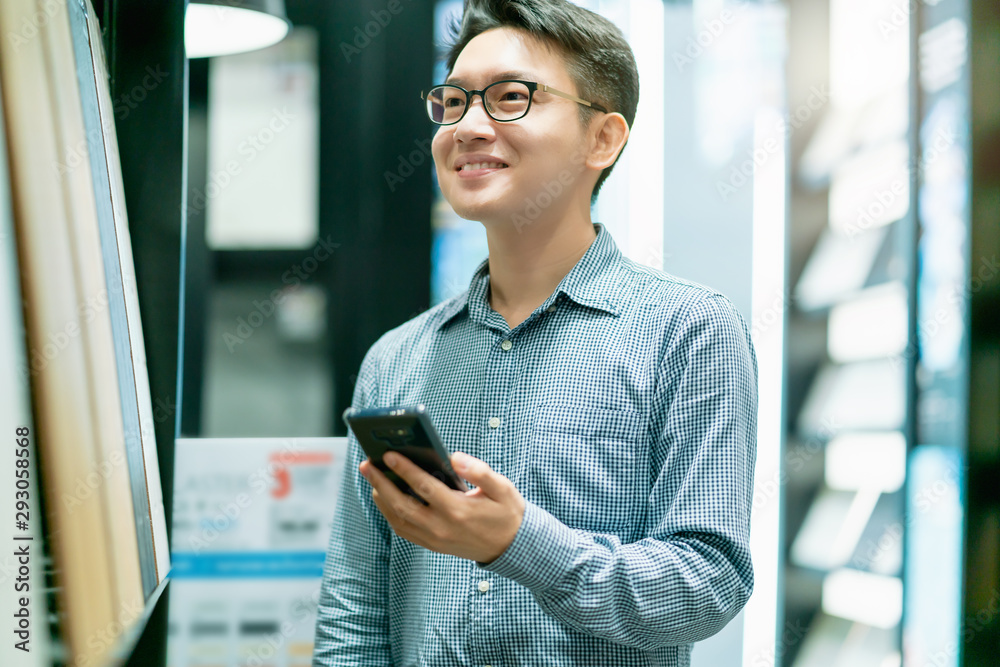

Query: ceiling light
left=185, top=0, right=290, bottom=59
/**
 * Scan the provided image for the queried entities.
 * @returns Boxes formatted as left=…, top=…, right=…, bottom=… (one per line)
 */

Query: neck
left=483, top=213, right=598, bottom=317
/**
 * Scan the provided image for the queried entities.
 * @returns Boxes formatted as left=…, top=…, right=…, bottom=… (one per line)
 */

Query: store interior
left=0, top=0, right=997, bottom=665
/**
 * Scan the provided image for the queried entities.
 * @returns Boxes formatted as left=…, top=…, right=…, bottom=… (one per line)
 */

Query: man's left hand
left=360, top=451, right=525, bottom=564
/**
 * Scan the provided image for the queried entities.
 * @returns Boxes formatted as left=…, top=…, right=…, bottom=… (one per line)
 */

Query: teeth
left=461, top=162, right=508, bottom=171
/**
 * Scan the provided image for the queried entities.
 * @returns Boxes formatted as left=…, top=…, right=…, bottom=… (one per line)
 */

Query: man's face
left=431, top=27, right=591, bottom=227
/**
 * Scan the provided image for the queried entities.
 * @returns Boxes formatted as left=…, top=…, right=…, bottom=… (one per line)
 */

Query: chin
left=446, top=187, right=508, bottom=221
left=449, top=200, right=496, bottom=223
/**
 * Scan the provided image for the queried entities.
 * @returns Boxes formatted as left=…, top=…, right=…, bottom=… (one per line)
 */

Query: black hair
left=442, top=0, right=639, bottom=206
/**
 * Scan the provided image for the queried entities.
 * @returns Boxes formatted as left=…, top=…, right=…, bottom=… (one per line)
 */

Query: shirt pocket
left=527, top=404, right=647, bottom=535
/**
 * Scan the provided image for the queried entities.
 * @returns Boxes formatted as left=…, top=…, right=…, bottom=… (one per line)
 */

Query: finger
left=371, top=488, right=435, bottom=551
left=364, top=460, right=427, bottom=526
left=383, top=452, right=449, bottom=505
left=451, top=452, right=509, bottom=499
left=371, top=485, right=425, bottom=533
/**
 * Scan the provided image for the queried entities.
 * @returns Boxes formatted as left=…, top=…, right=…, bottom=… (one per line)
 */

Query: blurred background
left=48, top=0, right=1000, bottom=665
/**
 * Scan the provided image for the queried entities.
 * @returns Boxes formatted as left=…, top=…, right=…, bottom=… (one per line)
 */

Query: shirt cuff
left=475, top=500, right=577, bottom=593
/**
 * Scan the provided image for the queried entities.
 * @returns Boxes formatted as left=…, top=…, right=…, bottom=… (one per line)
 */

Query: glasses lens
left=485, top=81, right=530, bottom=121
left=427, top=85, right=466, bottom=124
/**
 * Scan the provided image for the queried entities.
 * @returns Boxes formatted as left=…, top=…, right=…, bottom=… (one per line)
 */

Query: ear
left=585, top=112, right=630, bottom=171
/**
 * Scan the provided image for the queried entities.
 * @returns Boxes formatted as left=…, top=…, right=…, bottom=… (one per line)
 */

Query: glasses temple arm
left=538, top=84, right=609, bottom=113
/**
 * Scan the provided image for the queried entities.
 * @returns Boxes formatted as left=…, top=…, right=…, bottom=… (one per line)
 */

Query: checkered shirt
left=313, top=222, right=758, bottom=666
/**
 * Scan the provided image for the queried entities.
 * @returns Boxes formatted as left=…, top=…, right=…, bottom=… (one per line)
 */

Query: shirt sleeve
left=313, top=341, right=393, bottom=666
left=477, top=293, right=758, bottom=650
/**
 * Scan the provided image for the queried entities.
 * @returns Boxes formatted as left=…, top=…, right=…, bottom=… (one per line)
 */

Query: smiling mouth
left=457, top=162, right=509, bottom=172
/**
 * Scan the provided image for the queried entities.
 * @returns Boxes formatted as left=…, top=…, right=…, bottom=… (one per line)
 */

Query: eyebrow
left=444, top=70, right=538, bottom=87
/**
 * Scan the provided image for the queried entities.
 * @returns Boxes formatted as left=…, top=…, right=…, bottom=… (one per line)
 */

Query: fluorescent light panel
left=830, top=0, right=909, bottom=111
left=825, top=431, right=906, bottom=492
left=796, top=360, right=906, bottom=435
left=794, top=225, right=888, bottom=312
left=827, top=281, right=908, bottom=363
left=822, top=568, right=903, bottom=629
left=828, top=140, right=910, bottom=234
left=791, top=487, right=881, bottom=571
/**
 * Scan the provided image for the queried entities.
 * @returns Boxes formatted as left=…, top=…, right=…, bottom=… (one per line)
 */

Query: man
left=313, top=0, right=757, bottom=665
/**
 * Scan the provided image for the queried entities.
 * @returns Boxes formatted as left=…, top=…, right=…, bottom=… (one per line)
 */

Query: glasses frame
left=420, top=79, right=609, bottom=126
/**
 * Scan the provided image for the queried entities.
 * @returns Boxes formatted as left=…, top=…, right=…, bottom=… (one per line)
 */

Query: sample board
left=168, top=437, right=349, bottom=667
left=0, top=0, right=170, bottom=664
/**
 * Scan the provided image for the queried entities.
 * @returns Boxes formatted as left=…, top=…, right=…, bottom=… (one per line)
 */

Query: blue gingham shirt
left=314, top=223, right=757, bottom=666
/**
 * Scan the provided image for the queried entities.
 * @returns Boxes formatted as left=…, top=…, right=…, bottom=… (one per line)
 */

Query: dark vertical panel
left=105, top=0, right=187, bottom=664
left=106, top=0, right=186, bottom=534
left=966, top=0, right=1000, bottom=662
left=180, top=56, right=209, bottom=436
left=318, top=0, right=435, bottom=434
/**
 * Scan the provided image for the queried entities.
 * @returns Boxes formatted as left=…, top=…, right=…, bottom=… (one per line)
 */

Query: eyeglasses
left=420, top=79, right=608, bottom=125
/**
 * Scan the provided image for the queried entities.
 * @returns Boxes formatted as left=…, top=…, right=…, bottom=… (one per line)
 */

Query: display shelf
left=784, top=0, right=914, bottom=664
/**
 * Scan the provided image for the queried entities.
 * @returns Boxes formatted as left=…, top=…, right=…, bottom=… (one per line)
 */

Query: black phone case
left=342, top=404, right=469, bottom=504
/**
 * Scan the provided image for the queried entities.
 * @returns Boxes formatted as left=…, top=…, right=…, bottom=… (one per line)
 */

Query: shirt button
left=488, top=417, right=501, bottom=429
left=500, top=339, right=512, bottom=351
left=478, top=580, right=491, bottom=593
left=546, top=305, right=557, bottom=313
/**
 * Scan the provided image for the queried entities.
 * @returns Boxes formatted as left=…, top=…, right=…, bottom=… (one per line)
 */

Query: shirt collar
left=437, top=222, right=623, bottom=331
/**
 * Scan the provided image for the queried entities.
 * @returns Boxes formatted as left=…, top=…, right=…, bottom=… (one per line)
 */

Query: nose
left=453, top=92, right=496, bottom=140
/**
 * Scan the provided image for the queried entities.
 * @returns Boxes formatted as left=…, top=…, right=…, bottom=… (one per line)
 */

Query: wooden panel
left=0, top=0, right=146, bottom=663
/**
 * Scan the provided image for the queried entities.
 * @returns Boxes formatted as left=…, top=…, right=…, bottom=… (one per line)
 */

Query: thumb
left=452, top=452, right=506, bottom=497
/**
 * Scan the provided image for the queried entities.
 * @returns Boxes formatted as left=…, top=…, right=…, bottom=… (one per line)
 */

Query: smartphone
left=342, top=404, right=468, bottom=504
